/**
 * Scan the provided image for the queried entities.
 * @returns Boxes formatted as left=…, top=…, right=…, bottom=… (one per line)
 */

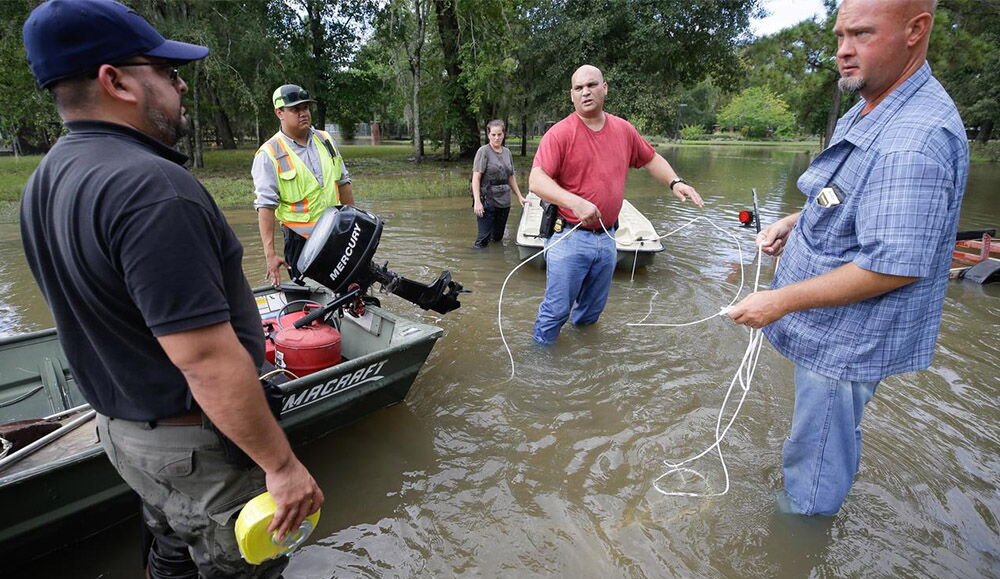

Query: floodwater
left=1, top=146, right=998, bottom=577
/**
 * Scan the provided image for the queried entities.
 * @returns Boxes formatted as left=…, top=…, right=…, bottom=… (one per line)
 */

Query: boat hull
left=515, top=193, right=664, bottom=271
left=516, top=244, right=658, bottom=270
left=0, top=288, right=443, bottom=562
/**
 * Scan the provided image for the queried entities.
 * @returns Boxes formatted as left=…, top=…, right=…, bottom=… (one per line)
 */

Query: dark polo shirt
left=20, top=121, right=264, bottom=421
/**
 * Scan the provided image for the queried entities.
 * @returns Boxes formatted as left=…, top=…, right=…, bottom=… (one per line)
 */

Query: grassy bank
left=971, top=141, right=1000, bottom=163
left=168, top=145, right=481, bottom=208
left=2, top=137, right=994, bottom=221
left=0, top=143, right=538, bottom=212
left=664, top=138, right=822, bottom=150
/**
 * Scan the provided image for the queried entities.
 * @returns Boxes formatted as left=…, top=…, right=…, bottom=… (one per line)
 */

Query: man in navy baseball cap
left=19, top=1, right=324, bottom=578
left=23, top=0, right=208, bottom=88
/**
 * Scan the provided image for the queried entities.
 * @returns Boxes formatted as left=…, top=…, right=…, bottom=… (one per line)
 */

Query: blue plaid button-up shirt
left=763, top=63, right=969, bottom=381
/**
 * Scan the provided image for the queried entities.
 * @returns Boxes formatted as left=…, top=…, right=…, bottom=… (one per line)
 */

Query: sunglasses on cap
left=276, top=90, right=312, bottom=108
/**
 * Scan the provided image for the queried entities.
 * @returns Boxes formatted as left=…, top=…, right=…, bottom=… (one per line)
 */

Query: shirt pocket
left=278, top=169, right=306, bottom=204
left=799, top=180, right=857, bottom=257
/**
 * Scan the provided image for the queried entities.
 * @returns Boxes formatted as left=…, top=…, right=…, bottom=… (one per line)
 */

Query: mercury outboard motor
left=294, top=206, right=465, bottom=320
left=297, top=205, right=384, bottom=294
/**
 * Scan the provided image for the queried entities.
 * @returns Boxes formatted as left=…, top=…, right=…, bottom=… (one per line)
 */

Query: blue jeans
left=533, top=228, right=616, bottom=345
left=782, top=365, right=879, bottom=516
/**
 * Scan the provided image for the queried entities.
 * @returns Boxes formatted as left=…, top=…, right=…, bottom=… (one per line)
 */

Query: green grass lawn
left=0, top=155, right=41, bottom=204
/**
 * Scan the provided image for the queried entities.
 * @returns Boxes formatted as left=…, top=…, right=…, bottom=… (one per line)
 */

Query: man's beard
left=146, top=105, right=188, bottom=146
left=142, top=82, right=188, bottom=146
left=838, top=75, right=866, bottom=94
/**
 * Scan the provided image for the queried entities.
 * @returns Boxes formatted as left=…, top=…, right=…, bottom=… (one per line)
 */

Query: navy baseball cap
left=23, top=0, right=209, bottom=88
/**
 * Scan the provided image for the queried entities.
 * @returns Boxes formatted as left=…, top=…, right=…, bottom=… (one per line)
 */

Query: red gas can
left=273, top=310, right=342, bottom=377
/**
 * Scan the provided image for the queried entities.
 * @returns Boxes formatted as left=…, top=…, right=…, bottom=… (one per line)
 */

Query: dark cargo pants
left=96, top=414, right=287, bottom=578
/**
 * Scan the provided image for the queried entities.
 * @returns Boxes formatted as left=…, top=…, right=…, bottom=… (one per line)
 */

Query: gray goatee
left=838, top=76, right=866, bottom=93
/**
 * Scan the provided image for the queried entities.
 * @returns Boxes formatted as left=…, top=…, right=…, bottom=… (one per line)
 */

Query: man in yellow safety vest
left=252, top=84, right=355, bottom=286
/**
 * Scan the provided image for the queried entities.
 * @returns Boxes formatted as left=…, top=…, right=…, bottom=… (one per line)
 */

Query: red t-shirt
left=532, top=112, right=655, bottom=227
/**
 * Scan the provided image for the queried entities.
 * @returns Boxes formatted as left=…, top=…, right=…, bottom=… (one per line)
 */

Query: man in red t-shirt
left=530, top=64, right=704, bottom=345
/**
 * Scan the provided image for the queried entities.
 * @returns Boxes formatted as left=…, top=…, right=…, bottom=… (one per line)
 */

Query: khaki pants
left=96, top=414, right=287, bottom=578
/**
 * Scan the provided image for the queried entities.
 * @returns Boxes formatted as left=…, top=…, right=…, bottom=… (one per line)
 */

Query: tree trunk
left=306, top=0, right=328, bottom=129
left=204, top=80, right=236, bottom=150
left=823, top=81, right=842, bottom=150
left=408, top=0, right=427, bottom=163
left=443, top=125, right=452, bottom=160
left=411, top=65, right=423, bottom=161
left=8, top=124, right=20, bottom=159
left=255, top=109, right=262, bottom=147
left=418, top=122, right=425, bottom=159
left=978, top=118, right=993, bottom=143
left=433, top=0, right=481, bottom=159
left=521, top=116, right=527, bottom=157
left=192, top=61, right=204, bottom=168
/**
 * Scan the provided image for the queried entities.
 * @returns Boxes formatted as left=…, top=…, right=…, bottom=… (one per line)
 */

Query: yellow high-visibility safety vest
left=256, top=130, right=343, bottom=237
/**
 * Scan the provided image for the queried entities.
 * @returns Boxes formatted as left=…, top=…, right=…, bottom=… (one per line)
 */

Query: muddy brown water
left=1, top=146, right=997, bottom=577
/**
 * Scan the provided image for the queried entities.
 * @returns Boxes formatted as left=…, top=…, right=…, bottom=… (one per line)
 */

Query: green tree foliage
left=277, top=0, right=378, bottom=129
left=5, top=0, right=996, bottom=165
left=742, top=17, right=841, bottom=138
left=369, top=0, right=433, bottom=159
left=930, top=0, right=1000, bottom=142
left=742, top=0, right=999, bottom=144
left=717, top=86, right=795, bottom=138
left=677, top=79, right=724, bottom=133
left=679, top=124, right=707, bottom=140
left=431, top=0, right=481, bottom=158
left=0, top=0, right=60, bottom=154
left=520, top=0, right=764, bottom=133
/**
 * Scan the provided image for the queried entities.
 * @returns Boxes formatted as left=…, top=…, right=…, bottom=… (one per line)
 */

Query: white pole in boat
left=0, top=409, right=97, bottom=473
left=45, top=403, right=91, bottom=421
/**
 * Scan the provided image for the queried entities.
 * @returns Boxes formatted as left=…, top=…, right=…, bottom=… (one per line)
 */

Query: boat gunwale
left=0, top=328, right=58, bottom=348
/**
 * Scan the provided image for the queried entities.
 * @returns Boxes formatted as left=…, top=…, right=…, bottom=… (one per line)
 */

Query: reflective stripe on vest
left=266, top=137, right=295, bottom=177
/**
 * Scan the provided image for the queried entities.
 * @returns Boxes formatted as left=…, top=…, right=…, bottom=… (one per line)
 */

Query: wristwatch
left=669, top=178, right=687, bottom=191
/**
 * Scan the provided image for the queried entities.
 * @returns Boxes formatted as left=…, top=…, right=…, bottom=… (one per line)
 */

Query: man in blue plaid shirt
left=728, top=0, right=968, bottom=516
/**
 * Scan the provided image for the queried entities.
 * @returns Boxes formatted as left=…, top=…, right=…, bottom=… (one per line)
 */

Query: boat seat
left=39, top=357, right=85, bottom=412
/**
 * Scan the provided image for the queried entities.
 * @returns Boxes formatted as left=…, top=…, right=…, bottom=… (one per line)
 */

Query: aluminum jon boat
left=515, top=192, right=664, bottom=269
left=0, top=284, right=444, bottom=563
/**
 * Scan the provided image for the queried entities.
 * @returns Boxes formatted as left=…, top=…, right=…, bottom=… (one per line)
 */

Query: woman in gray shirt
left=471, top=119, right=525, bottom=248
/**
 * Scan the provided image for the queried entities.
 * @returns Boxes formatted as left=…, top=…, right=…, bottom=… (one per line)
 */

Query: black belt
left=149, top=409, right=204, bottom=428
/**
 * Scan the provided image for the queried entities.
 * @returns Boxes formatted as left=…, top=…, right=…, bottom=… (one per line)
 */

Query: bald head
left=835, top=0, right=936, bottom=109
left=569, top=65, right=608, bottom=120
left=871, top=0, right=935, bottom=20
left=571, top=65, right=604, bottom=87
left=839, top=0, right=936, bottom=36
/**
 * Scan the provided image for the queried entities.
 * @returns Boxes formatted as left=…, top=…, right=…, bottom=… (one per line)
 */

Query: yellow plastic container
left=234, top=492, right=321, bottom=565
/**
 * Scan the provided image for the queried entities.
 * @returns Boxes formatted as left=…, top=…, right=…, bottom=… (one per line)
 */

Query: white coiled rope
left=497, top=212, right=768, bottom=499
